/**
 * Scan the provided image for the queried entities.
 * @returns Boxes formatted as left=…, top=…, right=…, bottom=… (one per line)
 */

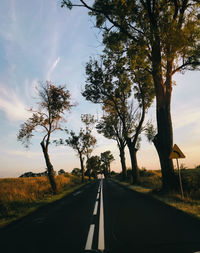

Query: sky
left=0, top=0, right=200, bottom=178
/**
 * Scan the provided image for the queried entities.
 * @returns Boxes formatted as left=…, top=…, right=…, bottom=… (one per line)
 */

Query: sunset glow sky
left=0, top=0, right=200, bottom=177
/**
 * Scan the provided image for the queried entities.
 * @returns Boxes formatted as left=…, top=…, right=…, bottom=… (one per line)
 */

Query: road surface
left=1, top=179, right=200, bottom=253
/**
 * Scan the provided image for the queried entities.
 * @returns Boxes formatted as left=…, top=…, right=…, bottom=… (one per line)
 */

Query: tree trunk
left=86, top=155, right=91, bottom=181
left=127, top=138, right=139, bottom=184
left=152, top=44, right=177, bottom=191
left=119, top=146, right=127, bottom=180
left=88, top=169, right=91, bottom=181
left=153, top=97, right=177, bottom=191
left=79, top=153, right=85, bottom=183
left=108, top=165, right=111, bottom=177
left=40, top=141, right=57, bottom=194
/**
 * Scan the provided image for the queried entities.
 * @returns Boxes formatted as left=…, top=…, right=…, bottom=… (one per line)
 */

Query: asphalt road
left=1, top=179, right=200, bottom=253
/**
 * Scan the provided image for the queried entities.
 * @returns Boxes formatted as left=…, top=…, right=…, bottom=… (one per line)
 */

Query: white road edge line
left=97, top=192, right=100, bottom=200
left=98, top=179, right=105, bottom=251
left=85, top=224, right=95, bottom=250
left=93, top=201, right=99, bottom=215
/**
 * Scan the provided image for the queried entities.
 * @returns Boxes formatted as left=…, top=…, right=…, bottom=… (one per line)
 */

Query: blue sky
left=0, top=0, right=200, bottom=177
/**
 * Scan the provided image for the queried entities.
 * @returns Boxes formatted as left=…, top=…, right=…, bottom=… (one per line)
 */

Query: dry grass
left=0, top=174, right=83, bottom=226
left=0, top=174, right=80, bottom=202
left=153, top=193, right=200, bottom=219
left=116, top=181, right=152, bottom=194
left=138, top=169, right=162, bottom=190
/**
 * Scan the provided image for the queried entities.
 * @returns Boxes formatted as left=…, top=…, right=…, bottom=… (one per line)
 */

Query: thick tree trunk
left=119, top=146, right=127, bottom=180
left=127, top=138, right=139, bottom=184
left=108, top=165, right=111, bottom=177
left=153, top=98, right=177, bottom=190
left=103, top=166, right=108, bottom=178
left=40, top=141, right=57, bottom=194
left=79, top=154, right=85, bottom=183
left=152, top=44, right=177, bottom=191
left=88, top=171, right=91, bottom=181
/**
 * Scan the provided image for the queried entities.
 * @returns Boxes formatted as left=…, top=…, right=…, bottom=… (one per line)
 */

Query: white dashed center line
left=98, top=179, right=105, bottom=251
left=93, top=201, right=99, bottom=215
left=85, top=224, right=95, bottom=250
left=85, top=179, right=105, bottom=251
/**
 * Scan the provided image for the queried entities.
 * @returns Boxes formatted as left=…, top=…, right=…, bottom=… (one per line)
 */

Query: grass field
left=0, top=174, right=85, bottom=227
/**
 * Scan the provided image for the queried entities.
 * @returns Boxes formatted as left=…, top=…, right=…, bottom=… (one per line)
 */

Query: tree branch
left=73, top=0, right=139, bottom=42
left=172, top=61, right=200, bottom=75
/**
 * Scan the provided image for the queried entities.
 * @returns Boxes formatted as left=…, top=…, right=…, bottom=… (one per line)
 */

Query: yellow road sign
left=169, top=144, right=185, bottom=159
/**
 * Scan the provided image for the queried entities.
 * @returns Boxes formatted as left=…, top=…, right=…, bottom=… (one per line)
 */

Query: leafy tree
left=100, top=150, right=115, bottom=178
left=58, top=169, right=66, bottom=175
left=62, top=0, right=200, bottom=190
left=59, top=115, right=96, bottom=182
left=86, top=155, right=101, bottom=179
left=81, top=114, right=97, bottom=179
left=65, top=129, right=87, bottom=182
left=96, top=111, right=127, bottom=180
left=17, top=81, right=73, bottom=193
left=71, top=168, right=81, bottom=176
left=83, top=50, right=154, bottom=183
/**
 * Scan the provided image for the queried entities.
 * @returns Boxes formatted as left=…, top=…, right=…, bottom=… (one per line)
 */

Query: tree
left=17, top=81, right=73, bottom=193
left=58, top=169, right=66, bottom=175
left=81, top=114, right=97, bottom=179
left=65, top=129, right=86, bottom=182
left=60, top=115, right=96, bottom=183
left=83, top=50, right=154, bottom=184
left=100, top=150, right=115, bottom=178
left=71, top=168, right=81, bottom=176
left=62, top=0, right=200, bottom=190
left=86, top=155, right=101, bottom=179
left=96, top=112, right=127, bottom=180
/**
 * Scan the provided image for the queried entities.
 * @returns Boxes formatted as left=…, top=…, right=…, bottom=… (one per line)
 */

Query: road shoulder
left=112, top=178, right=200, bottom=221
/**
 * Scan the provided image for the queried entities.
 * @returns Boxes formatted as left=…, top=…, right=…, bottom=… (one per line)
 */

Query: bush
left=177, top=168, right=200, bottom=199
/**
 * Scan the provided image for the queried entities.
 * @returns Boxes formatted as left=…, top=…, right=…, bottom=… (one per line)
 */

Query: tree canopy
left=17, top=81, right=73, bottom=193
left=62, top=0, right=200, bottom=190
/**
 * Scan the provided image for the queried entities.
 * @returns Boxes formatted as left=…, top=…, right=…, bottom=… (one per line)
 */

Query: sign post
left=169, top=144, right=186, bottom=199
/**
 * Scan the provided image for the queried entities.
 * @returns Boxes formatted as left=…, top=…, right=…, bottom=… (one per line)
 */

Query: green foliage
left=84, top=0, right=200, bottom=75
left=71, top=168, right=81, bottom=176
left=64, top=125, right=96, bottom=159
left=83, top=47, right=154, bottom=144
left=145, top=123, right=157, bottom=143
left=178, top=168, right=200, bottom=199
left=100, top=150, right=115, bottom=177
left=81, top=114, right=97, bottom=160
left=61, top=0, right=73, bottom=9
left=17, top=81, right=74, bottom=193
left=17, top=81, right=73, bottom=148
left=96, top=112, right=125, bottom=147
left=86, top=155, right=101, bottom=178
left=58, top=169, right=66, bottom=175
left=65, top=0, right=200, bottom=190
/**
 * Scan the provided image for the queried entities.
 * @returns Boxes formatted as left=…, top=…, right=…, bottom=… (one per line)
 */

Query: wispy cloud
left=173, top=107, right=200, bottom=129
left=6, top=149, right=41, bottom=159
left=0, top=85, right=30, bottom=121
left=46, top=57, right=60, bottom=80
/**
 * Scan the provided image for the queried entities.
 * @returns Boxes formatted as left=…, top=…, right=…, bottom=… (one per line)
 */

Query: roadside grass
left=0, top=174, right=87, bottom=227
left=113, top=167, right=200, bottom=219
